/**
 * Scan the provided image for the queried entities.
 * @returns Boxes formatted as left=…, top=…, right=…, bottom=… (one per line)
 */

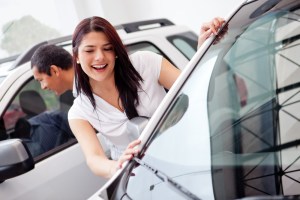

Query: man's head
left=31, top=44, right=73, bottom=95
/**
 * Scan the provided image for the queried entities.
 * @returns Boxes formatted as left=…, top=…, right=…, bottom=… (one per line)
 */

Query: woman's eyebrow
left=83, top=43, right=112, bottom=48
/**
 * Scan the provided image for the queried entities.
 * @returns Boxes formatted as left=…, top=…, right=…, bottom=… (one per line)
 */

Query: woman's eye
left=104, top=47, right=113, bottom=51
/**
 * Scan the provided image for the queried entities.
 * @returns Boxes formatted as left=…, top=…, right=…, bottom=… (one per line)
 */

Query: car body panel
left=0, top=137, right=105, bottom=200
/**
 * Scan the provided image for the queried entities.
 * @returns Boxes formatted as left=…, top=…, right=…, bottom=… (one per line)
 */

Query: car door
left=0, top=66, right=107, bottom=200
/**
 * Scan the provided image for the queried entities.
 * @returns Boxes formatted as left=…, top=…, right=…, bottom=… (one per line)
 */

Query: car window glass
left=1, top=78, right=75, bottom=159
left=125, top=73, right=214, bottom=199
left=126, top=42, right=162, bottom=55
left=207, top=2, right=300, bottom=199
left=126, top=42, right=177, bottom=69
left=124, top=1, right=300, bottom=199
left=167, top=31, right=198, bottom=60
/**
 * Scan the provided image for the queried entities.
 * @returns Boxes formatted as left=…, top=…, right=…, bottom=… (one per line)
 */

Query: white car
left=0, top=19, right=198, bottom=200
left=89, top=0, right=300, bottom=199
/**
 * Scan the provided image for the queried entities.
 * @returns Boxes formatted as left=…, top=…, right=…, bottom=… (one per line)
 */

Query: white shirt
left=68, top=51, right=166, bottom=160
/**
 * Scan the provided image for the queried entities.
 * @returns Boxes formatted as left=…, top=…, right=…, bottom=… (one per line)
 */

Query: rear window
left=167, top=31, right=197, bottom=60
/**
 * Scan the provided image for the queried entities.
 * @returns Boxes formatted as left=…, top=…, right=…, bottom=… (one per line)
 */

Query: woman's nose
left=95, top=50, right=104, bottom=61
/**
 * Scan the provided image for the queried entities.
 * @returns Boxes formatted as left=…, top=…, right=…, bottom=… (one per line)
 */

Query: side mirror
left=126, top=116, right=149, bottom=141
left=0, top=139, right=34, bottom=183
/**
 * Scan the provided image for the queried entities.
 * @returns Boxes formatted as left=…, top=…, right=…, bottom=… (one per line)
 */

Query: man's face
left=32, top=66, right=65, bottom=95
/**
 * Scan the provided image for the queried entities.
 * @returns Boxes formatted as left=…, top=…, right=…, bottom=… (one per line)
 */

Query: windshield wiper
left=132, top=157, right=202, bottom=200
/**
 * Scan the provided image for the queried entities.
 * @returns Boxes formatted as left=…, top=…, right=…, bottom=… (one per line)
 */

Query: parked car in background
left=0, top=19, right=198, bottom=199
left=89, top=0, right=300, bottom=199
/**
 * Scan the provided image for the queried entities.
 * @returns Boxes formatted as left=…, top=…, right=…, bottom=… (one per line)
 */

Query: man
left=26, top=45, right=75, bottom=157
left=31, top=44, right=74, bottom=96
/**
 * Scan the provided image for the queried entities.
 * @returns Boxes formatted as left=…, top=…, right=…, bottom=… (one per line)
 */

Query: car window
left=124, top=74, right=214, bottom=198
left=126, top=32, right=198, bottom=61
left=126, top=42, right=178, bottom=69
left=0, top=78, right=75, bottom=159
left=167, top=31, right=198, bottom=60
left=126, top=42, right=162, bottom=55
left=207, top=1, right=300, bottom=199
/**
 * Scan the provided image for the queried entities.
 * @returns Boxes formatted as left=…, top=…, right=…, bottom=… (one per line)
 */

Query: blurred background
left=0, top=0, right=243, bottom=70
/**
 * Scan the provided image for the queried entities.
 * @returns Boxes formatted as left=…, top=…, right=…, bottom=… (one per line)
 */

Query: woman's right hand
left=110, top=139, right=141, bottom=177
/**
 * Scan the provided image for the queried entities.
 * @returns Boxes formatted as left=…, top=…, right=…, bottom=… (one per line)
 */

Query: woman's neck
left=90, top=76, right=123, bottom=112
left=92, top=81, right=116, bottom=97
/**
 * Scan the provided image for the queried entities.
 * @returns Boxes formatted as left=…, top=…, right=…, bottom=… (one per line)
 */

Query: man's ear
left=50, top=65, right=60, bottom=76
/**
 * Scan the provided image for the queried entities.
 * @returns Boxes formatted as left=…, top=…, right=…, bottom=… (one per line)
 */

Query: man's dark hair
left=31, top=44, right=73, bottom=76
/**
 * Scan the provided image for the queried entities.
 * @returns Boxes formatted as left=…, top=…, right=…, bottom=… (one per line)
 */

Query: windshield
left=121, top=0, right=300, bottom=199
left=207, top=0, right=300, bottom=198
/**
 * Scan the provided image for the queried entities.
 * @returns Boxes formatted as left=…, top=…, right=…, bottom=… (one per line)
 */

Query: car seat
left=19, top=90, right=47, bottom=118
left=13, top=90, right=46, bottom=142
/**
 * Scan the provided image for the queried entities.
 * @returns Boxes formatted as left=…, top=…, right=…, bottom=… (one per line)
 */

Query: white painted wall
left=97, top=0, right=245, bottom=33
left=56, top=0, right=245, bottom=33
left=0, top=0, right=244, bottom=60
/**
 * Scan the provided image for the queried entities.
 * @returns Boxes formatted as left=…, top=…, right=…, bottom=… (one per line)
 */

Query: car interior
left=0, top=79, right=75, bottom=159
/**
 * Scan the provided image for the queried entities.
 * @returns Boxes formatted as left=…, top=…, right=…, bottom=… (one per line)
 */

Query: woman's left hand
left=198, top=17, right=225, bottom=48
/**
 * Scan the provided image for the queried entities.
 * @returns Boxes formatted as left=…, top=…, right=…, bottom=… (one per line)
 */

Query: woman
left=68, top=16, right=225, bottom=178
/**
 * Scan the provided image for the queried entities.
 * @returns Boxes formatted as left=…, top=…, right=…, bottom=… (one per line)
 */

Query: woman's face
left=77, top=31, right=116, bottom=84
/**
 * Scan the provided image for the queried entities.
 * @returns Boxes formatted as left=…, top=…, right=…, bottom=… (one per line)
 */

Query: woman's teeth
left=93, top=64, right=107, bottom=69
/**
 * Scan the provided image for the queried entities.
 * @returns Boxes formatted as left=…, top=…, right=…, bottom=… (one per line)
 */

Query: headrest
left=19, top=90, right=47, bottom=117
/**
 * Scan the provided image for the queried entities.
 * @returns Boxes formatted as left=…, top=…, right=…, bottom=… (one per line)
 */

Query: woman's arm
left=69, top=119, right=140, bottom=178
left=69, top=119, right=117, bottom=178
left=158, top=58, right=181, bottom=90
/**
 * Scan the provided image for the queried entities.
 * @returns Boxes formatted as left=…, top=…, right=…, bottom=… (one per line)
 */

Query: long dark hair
left=72, top=16, right=143, bottom=119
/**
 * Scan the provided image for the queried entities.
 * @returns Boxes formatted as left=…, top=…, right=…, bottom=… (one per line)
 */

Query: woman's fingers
left=211, top=17, right=225, bottom=34
left=117, top=139, right=141, bottom=168
left=198, top=17, right=226, bottom=48
left=201, top=17, right=225, bottom=35
left=127, top=139, right=141, bottom=148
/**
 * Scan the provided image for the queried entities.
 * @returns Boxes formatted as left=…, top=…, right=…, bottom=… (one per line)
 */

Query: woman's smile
left=78, top=31, right=116, bottom=81
left=92, top=64, right=108, bottom=70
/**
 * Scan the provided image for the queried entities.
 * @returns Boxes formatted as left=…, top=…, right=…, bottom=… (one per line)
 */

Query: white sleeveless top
left=68, top=51, right=166, bottom=160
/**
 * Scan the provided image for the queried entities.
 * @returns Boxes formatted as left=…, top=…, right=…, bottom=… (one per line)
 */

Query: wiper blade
left=133, top=157, right=201, bottom=200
